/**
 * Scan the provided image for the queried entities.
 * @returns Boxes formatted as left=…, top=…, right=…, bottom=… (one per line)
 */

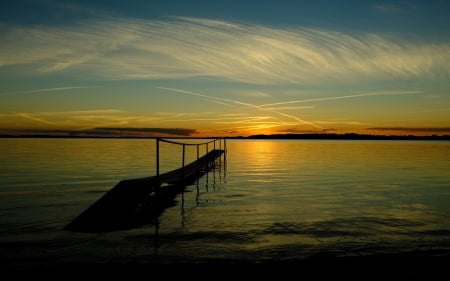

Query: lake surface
left=1, top=138, right=450, bottom=265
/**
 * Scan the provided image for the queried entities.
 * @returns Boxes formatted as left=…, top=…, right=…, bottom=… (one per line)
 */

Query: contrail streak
left=157, top=86, right=322, bottom=129
left=0, top=86, right=96, bottom=97
left=21, top=86, right=95, bottom=94
left=260, top=90, right=422, bottom=107
left=17, top=113, right=54, bottom=124
left=156, top=87, right=231, bottom=105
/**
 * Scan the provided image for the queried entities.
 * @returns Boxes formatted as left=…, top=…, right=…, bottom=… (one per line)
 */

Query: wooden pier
left=65, top=138, right=226, bottom=232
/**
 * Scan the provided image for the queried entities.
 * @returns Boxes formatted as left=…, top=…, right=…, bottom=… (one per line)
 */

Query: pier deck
left=65, top=149, right=224, bottom=232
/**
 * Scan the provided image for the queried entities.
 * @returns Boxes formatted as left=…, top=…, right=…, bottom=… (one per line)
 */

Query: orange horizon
left=1, top=127, right=450, bottom=138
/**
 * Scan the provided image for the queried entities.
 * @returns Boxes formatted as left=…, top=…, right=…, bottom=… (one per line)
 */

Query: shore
left=3, top=249, right=450, bottom=277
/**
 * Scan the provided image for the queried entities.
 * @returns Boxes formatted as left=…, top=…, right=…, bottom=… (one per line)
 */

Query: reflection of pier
left=65, top=138, right=226, bottom=232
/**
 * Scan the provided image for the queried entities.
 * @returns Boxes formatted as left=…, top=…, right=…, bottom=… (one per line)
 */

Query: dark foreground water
left=1, top=138, right=449, bottom=269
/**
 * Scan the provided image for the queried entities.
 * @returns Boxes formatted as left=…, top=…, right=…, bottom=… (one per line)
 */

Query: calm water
left=1, top=138, right=450, bottom=265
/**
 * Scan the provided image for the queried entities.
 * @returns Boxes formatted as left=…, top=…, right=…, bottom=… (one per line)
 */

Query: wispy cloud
left=38, top=109, right=124, bottom=115
left=7, top=109, right=133, bottom=129
left=20, top=86, right=95, bottom=94
left=0, top=86, right=96, bottom=97
left=158, top=86, right=322, bottom=129
left=1, top=17, right=449, bottom=84
left=156, top=86, right=236, bottom=107
left=407, top=107, right=450, bottom=114
left=0, top=127, right=198, bottom=137
left=17, top=113, right=54, bottom=125
left=240, top=91, right=272, bottom=98
left=276, top=128, right=331, bottom=134
left=374, top=3, right=418, bottom=14
left=260, top=90, right=422, bottom=107
left=93, top=127, right=197, bottom=136
left=155, top=111, right=217, bottom=118
left=261, top=106, right=313, bottom=111
left=219, top=113, right=250, bottom=117
left=168, top=116, right=273, bottom=123
left=315, top=120, right=367, bottom=126
left=4, top=109, right=213, bottom=133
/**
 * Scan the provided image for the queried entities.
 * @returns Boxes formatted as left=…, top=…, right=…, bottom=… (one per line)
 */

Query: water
left=1, top=138, right=450, bottom=265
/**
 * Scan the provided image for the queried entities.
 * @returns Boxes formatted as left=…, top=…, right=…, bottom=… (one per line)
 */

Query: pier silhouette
left=65, top=138, right=226, bottom=232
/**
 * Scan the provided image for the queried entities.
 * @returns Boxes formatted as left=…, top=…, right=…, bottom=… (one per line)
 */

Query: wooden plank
left=65, top=149, right=224, bottom=232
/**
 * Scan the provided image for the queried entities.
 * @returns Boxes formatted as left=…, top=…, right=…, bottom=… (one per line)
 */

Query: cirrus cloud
left=1, top=17, right=449, bottom=84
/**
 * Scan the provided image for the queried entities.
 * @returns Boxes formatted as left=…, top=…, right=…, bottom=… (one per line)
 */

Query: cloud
left=20, top=86, right=95, bottom=94
left=374, top=4, right=404, bottom=14
left=0, top=127, right=198, bottom=137
left=368, top=127, right=450, bottom=132
left=374, top=3, right=418, bottom=14
left=158, top=86, right=322, bottom=129
left=1, top=17, right=449, bottom=84
left=240, top=91, right=272, bottom=98
left=314, top=120, right=366, bottom=125
left=276, top=128, right=331, bottom=134
left=0, top=86, right=96, bottom=97
left=93, top=127, right=197, bottom=136
left=17, top=113, right=54, bottom=125
left=408, top=107, right=450, bottom=114
left=260, top=106, right=313, bottom=111
left=3, top=109, right=146, bottom=130
left=260, top=90, right=422, bottom=107
left=37, top=109, right=124, bottom=115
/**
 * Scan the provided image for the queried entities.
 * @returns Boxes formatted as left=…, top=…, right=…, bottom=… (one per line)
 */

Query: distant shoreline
left=1, top=133, right=449, bottom=140
left=243, top=133, right=450, bottom=140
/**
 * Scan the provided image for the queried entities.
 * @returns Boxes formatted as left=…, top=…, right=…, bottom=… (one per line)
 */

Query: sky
left=1, top=0, right=450, bottom=137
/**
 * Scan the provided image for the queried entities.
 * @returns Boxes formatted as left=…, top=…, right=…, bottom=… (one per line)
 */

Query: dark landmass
left=1, top=133, right=449, bottom=140
left=0, top=134, right=142, bottom=139
left=244, top=133, right=450, bottom=140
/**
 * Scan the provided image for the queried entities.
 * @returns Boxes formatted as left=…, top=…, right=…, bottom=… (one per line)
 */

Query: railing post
left=224, top=138, right=227, bottom=171
left=181, top=144, right=186, bottom=167
left=182, top=144, right=185, bottom=179
left=196, top=144, right=200, bottom=174
left=154, top=138, right=225, bottom=187
left=197, top=144, right=199, bottom=160
left=156, top=138, right=160, bottom=189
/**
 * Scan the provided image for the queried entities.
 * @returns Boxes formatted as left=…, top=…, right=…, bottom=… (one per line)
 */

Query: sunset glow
left=1, top=1, right=449, bottom=137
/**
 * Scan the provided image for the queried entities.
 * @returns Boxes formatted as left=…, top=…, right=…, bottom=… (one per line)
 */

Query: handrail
left=155, top=138, right=226, bottom=188
left=158, top=138, right=218, bottom=146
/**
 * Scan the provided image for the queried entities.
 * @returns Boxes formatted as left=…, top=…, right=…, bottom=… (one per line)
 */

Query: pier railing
left=156, top=138, right=226, bottom=184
